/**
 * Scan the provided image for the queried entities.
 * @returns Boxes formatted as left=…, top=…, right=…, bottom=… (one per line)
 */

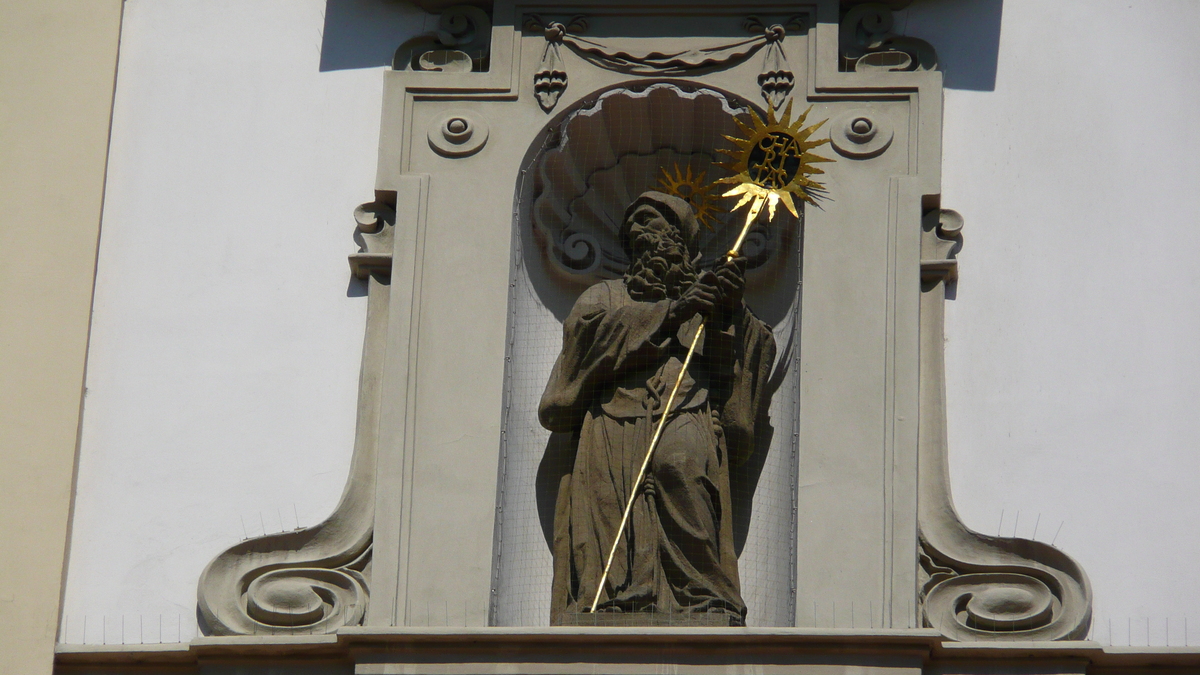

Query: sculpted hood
left=618, top=190, right=700, bottom=259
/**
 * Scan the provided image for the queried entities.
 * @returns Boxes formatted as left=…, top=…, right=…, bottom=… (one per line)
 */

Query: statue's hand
left=669, top=271, right=719, bottom=324
left=715, top=255, right=747, bottom=310
left=642, top=473, right=658, bottom=500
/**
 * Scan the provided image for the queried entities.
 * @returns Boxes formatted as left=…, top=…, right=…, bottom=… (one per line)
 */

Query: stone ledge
left=53, top=629, right=1200, bottom=673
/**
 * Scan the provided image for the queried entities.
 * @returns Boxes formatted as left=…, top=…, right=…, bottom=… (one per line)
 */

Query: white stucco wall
left=62, top=0, right=1200, bottom=646
left=59, top=0, right=423, bottom=645
left=908, top=0, right=1200, bottom=647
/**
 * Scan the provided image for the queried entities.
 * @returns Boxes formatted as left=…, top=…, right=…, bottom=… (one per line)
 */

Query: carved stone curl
left=350, top=201, right=396, bottom=278
left=917, top=209, right=1092, bottom=641
left=840, top=3, right=937, bottom=72
left=393, top=5, right=491, bottom=73
left=197, top=433, right=374, bottom=635
left=197, top=201, right=396, bottom=635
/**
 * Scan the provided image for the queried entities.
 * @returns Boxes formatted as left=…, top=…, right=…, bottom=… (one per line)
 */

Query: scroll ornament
left=393, top=5, right=492, bottom=73
left=526, top=14, right=806, bottom=112
left=840, top=2, right=937, bottom=72
left=916, top=209, right=1092, bottom=641
left=197, top=512, right=373, bottom=636
left=197, top=202, right=395, bottom=636
left=349, top=201, right=396, bottom=279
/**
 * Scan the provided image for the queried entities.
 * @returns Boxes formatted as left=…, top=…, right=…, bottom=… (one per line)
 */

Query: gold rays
left=652, top=101, right=833, bottom=254
left=715, top=99, right=833, bottom=232
left=656, top=164, right=721, bottom=230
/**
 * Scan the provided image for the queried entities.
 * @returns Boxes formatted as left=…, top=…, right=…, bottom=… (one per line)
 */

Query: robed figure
left=539, top=191, right=777, bottom=626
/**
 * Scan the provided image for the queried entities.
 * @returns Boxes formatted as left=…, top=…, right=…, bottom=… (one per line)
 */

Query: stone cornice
left=55, top=629, right=1200, bottom=673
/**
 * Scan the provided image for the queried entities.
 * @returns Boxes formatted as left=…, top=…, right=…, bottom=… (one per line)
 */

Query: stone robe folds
left=539, top=279, right=776, bottom=625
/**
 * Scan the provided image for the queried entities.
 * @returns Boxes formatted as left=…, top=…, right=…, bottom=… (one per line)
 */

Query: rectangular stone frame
left=195, top=0, right=1089, bottom=647
left=364, top=0, right=938, bottom=630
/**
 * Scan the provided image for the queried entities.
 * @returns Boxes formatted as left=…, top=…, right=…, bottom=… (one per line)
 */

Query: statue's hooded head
left=619, top=191, right=700, bottom=301
left=619, top=191, right=700, bottom=260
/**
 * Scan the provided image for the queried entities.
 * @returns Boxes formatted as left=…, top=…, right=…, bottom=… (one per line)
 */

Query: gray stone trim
left=55, top=629, right=1200, bottom=674
left=195, top=198, right=399, bottom=635
left=917, top=209, right=1092, bottom=641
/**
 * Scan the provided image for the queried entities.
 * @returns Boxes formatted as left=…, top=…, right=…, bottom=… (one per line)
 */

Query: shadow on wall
left=899, top=0, right=1004, bottom=91
left=321, top=0, right=1005, bottom=89
left=320, top=0, right=428, bottom=72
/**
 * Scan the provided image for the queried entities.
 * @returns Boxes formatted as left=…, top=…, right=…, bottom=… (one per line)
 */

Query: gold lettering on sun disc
left=747, top=132, right=803, bottom=190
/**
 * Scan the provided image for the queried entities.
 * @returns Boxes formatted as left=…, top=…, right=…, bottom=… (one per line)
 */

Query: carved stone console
left=917, top=210, right=1092, bottom=640
left=196, top=0, right=1092, bottom=644
left=197, top=200, right=395, bottom=635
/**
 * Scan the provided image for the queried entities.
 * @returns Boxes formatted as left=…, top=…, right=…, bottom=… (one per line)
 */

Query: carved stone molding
left=744, top=16, right=804, bottom=109
left=523, top=15, right=808, bottom=112
left=840, top=3, right=937, bottom=73
left=917, top=209, right=1093, bottom=641
left=525, top=15, right=586, bottom=112
left=197, top=201, right=397, bottom=635
left=393, top=5, right=492, bottom=73
left=427, top=110, right=490, bottom=158
left=828, top=108, right=894, bottom=160
left=350, top=201, right=396, bottom=279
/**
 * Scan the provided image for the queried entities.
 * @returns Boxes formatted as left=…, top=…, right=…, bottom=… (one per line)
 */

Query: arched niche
left=492, top=81, right=801, bottom=626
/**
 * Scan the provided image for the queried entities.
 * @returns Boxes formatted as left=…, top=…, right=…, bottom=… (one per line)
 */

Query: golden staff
left=590, top=100, right=833, bottom=613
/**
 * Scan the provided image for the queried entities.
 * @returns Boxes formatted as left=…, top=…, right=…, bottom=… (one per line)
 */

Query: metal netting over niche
left=492, top=83, right=801, bottom=627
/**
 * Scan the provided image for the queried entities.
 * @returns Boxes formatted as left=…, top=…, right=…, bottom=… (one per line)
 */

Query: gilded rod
left=588, top=204, right=762, bottom=613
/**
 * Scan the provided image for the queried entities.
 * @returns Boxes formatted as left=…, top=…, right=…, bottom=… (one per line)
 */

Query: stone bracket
left=916, top=208, right=1092, bottom=640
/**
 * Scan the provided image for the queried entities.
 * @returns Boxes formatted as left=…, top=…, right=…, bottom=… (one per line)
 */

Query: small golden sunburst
left=716, top=99, right=833, bottom=228
left=657, top=164, right=721, bottom=230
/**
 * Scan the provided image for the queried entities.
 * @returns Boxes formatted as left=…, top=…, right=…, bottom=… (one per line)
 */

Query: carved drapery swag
left=526, top=14, right=803, bottom=111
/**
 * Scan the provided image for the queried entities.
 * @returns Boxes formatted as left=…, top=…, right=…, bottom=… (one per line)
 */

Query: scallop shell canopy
left=532, top=83, right=790, bottom=284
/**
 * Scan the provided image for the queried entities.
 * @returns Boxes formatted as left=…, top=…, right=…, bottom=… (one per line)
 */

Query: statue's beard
left=624, top=232, right=696, bottom=301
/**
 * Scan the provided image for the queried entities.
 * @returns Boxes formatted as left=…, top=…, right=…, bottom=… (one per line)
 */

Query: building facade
left=4, top=1, right=1200, bottom=673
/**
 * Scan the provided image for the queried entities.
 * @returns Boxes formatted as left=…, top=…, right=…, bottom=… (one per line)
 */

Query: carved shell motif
left=531, top=83, right=793, bottom=287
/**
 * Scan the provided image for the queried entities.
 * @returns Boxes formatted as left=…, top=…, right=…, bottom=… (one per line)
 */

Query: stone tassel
left=534, top=23, right=568, bottom=112
left=757, top=25, right=794, bottom=110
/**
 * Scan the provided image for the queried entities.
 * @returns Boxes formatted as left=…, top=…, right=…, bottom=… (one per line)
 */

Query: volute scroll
left=197, top=201, right=396, bottom=635
left=917, top=209, right=1093, bottom=641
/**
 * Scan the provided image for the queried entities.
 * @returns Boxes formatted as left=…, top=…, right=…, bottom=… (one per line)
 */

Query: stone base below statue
left=557, top=611, right=735, bottom=627
left=54, top=628, right=1200, bottom=675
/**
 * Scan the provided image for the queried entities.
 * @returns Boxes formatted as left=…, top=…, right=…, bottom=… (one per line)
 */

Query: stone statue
left=539, top=191, right=777, bottom=626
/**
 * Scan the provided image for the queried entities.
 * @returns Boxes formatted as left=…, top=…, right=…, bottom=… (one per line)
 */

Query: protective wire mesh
left=492, top=83, right=800, bottom=627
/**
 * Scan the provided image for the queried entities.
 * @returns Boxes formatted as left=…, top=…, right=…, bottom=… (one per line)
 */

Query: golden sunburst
left=716, top=99, right=833, bottom=230
left=657, top=164, right=721, bottom=230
